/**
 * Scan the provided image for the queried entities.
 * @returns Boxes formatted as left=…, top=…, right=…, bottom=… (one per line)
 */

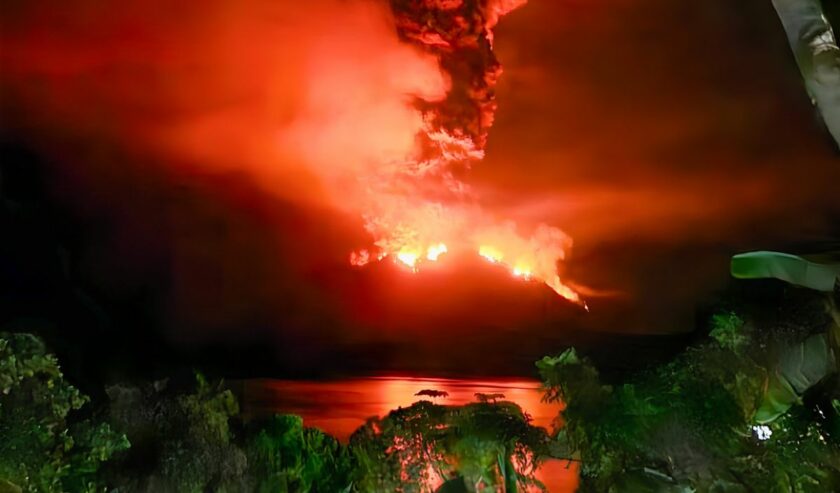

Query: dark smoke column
left=390, top=0, right=527, bottom=150
left=359, top=0, right=580, bottom=304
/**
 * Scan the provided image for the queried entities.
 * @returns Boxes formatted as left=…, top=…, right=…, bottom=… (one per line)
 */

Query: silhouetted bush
left=0, top=333, right=128, bottom=493
left=538, top=305, right=840, bottom=492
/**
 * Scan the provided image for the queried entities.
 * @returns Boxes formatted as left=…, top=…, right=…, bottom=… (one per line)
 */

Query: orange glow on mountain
left=350, top=249, right=372, bottom=267
left=479, top=246, right=504, bottom=263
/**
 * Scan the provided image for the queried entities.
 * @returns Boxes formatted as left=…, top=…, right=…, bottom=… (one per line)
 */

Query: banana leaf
left=498, top=451, right=518, bottom=493
left=731, top=251, right=840, bottom=292
left=772, top=0, right=840, bottom=147
left=755, top=333, right=837, bottom=423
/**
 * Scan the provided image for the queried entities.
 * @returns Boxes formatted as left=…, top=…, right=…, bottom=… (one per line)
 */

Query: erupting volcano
left=347, top=0, right=581, bottom=303
left=0, top=0, right=584, bottom=311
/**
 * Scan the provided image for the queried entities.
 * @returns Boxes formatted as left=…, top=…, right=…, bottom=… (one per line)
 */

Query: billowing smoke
left=392, top=0, right=521, bottom=147
left=350, top=0, right=580, bottom=302
left=1, top=0, right=580, bottom=318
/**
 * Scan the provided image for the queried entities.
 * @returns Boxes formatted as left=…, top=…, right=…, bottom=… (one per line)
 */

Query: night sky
left=1, top=0, right=839, bottom=378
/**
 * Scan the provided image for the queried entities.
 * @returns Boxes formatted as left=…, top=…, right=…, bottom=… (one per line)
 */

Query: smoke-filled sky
left=2, top=0, right=839, bottom=375
left=482, top=0, right=840, bottom=332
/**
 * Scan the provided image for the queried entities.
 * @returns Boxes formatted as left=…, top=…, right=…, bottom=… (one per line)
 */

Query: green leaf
left=731, top=251, right=840, bottom=292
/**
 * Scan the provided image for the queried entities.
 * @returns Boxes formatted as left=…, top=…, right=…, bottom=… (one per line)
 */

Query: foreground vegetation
left=2, top=285, right=840, bottom=492
left=0, top=332, right=548, bottom=492
left=539, top=288, right=840, bottom=492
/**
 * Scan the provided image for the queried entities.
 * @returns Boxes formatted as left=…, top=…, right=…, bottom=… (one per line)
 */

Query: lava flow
left=350, top=0, right=581, bottom=304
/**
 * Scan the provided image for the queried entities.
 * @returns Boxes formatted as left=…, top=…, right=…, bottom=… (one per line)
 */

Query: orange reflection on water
left=238, top=376, right=577, bottom=492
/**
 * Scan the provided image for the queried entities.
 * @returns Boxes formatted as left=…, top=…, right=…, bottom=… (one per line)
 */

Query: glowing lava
left=426, top=243, right=448, bottom=261
left=396, top=249, right=420, bottom=269
left=479, top=245, right=504, bottom=263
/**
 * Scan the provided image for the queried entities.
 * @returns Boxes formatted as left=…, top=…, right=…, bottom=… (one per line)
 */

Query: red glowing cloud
left=2, top=0, right=448, bottom=201
left=1, top=0, right=582, bottom=303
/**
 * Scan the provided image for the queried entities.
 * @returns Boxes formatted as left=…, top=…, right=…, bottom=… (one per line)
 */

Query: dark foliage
left=351, top=399, right=549, bottom=492
left=538, top=299, right=840, bottom=492
left=0, top=333, right=128, bottom=493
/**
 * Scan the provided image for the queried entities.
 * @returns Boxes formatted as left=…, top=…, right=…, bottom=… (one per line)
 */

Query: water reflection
left=237, top=376, right=578, bottom=492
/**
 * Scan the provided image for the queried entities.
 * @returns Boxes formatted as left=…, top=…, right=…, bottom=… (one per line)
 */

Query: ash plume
left=355, top=0, right=581, bottom=301
left=391, top=0, right=527, bottom=149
